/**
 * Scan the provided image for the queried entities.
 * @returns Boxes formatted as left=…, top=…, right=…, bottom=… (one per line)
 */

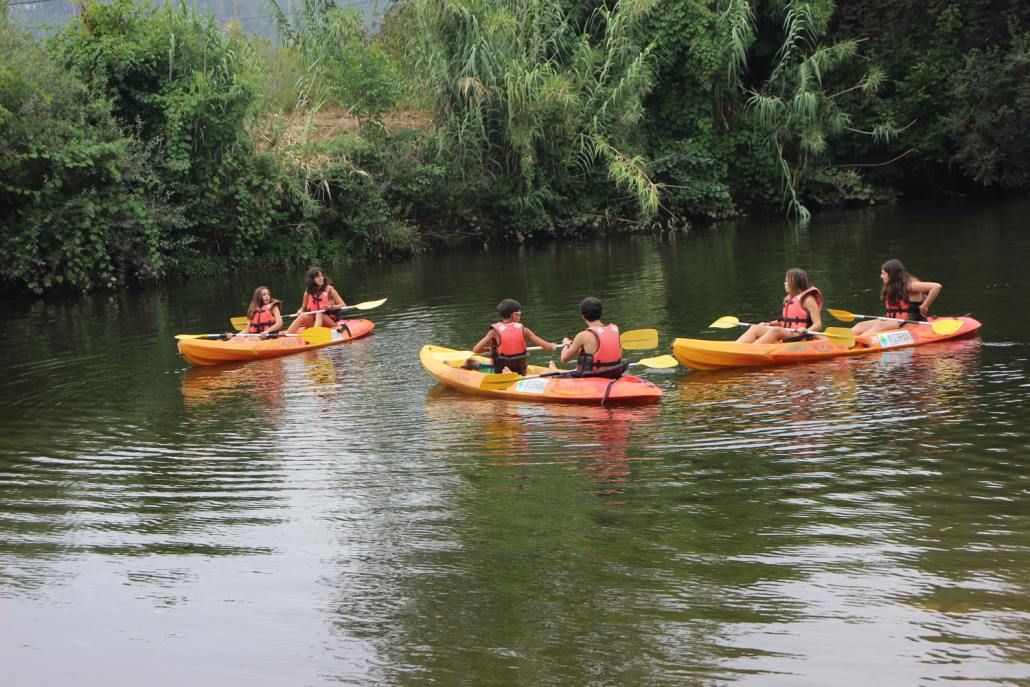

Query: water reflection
left=423, top=387, right=664, bottom=502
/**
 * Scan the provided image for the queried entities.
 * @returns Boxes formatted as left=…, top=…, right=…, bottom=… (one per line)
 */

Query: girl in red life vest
left=285, top=267, right=347, bottom=334
left=736, top=268, right=824, bottom=344
left=465, top=298, right=561, bottom=374
left=852, top=259, right=942, bottom=335
left=238, top=286, right=283, bottom=338
left=556, top=296, right=627, bottom=379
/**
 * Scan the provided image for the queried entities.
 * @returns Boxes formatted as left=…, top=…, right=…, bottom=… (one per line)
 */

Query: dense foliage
left=406, top=0, right=659, bottom=236
left=2, top=0, right=1028, bottom=294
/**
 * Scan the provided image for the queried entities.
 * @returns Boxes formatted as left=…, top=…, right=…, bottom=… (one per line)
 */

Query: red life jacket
left=248, top=303, right=278, bottom=333
left=587, top=324, right=622, bottom=369
left=490, top=321, right=527, bottom=356
left=302, top=288, right=335, bottom=323
left=779, top=286, right=823, bottom=330
left=885, top=295, right=925, bottom=321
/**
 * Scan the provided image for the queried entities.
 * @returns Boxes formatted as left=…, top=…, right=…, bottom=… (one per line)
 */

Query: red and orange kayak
left=178, top=319, right=375, bottom=366
left=672, top=316, right=982, bottom=370
left=420, top=345, right=662, bottom=404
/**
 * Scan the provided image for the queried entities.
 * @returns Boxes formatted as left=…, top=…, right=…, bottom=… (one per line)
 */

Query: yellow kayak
left=672, top=316, right=982, bottom=369
left=178, top=319, right=375, bottom=366
left=420, top=345, right=662, bottom=404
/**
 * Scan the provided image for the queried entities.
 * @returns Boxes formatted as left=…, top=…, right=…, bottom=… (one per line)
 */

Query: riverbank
left=3, top=1, right=1029, bottom=295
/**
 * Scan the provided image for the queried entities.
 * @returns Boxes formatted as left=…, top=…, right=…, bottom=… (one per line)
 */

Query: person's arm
left=472, top=330, right=497, bottom=354
left=912, top=280, right=942, bottom=315
left=802, top=297, right=822, bottom=333
left=264, top=305, right=284, bottom=336
left=523, top=327, right=559, bottom=352
left=296, top=291, right=307, bottom=315
left=560, top=332, right=590, bottom=364
left=328, top=286, right=346, bottom=308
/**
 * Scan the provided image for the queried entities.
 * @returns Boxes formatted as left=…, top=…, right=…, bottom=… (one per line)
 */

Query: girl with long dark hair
left=852, top=259, right=942, bottom=335
left=286, top=267, right=347, bottom=334
left=736, top=268, right=824, bottom=344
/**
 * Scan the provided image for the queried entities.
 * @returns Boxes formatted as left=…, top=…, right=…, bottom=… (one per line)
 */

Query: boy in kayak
left=464, top=299, right=562, bottom=374
left=851, top=259, right=942, bottom=335
left=555, top=297, right=628, bottom=379
left=735, top=268, right=823, bottom=344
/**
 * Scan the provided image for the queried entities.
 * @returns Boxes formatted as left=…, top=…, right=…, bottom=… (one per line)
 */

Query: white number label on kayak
left=875, top=330, right=915, bottom=348
left=514, top=378, right=550, bottom=394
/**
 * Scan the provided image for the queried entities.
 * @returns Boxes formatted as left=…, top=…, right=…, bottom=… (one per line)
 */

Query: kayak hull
left=420, top=345, right=662, bottom=405
left=178, top=319, right=375, bottom=366
left=672, top=316, right=982, bottom=370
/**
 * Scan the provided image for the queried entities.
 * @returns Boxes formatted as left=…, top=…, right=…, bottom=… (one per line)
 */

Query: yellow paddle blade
left=432, top=349, right=476, bottom=363
left=821, top=327, right=856, bottom=348
left=175, top=333, right=223, bottom=340
left=230, top=316, right=249, bottom=331
left=353, top=297, right=387, bottom=310
left=930, top=318, right=963, bottom=335
left=620, top=328, right=659, bottom=350
left=709, top=316, right=742, bottom=329
left=479, top=371, right=525, bottom=390
left=300, top=327, right=334, bottom=345
left=635, top=354, right=678, bottom=369
left=827, top=308, right=858, bottom=323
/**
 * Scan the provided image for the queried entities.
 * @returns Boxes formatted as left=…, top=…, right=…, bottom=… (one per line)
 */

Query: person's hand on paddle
left=920, top=302, right=930, bottom=317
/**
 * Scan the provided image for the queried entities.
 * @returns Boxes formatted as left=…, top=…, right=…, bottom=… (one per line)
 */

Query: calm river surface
left=3, top=200, right=1030, bottom=686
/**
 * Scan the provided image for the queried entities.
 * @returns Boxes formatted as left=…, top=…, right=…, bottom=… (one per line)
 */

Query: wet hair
left=580, top=296, right=603, bottom=321
left=881, top=258, right=914, bottom=305
left=785, top=268, right=810, bottom=297
left=305, top=267, right=331, bottom=295
left=497, top=298, right=522, bottom=319
left=246, top=286, right=280, bottom=319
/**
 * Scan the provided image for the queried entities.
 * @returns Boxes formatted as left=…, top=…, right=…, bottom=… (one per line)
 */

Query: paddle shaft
left=233, top=298, right=386, bottom=331
left=847, top=313, right=937, bottom=325
left=732, top=320, right=842, bottom=341
left=507, top=360, right=647, bottom=383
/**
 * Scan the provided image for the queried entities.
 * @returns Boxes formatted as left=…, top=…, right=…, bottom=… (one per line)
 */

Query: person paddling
left=286, top=267, right=347, bottom=334
left=851, top=259, right=942, bottom=335
left=464, top=299, right=561, bottom=374
left=555, top=297, right=627, bottom=379
left=238, top=286, right=283, bottom=339
left=735, top=268, right=824, bottom=344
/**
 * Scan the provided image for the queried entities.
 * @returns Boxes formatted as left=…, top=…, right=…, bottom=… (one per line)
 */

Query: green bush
left=268, top=0, right=405, bottom=118
left=51, top=0, right=287, bottom=262
left=0, top=12, right=179, bottom=292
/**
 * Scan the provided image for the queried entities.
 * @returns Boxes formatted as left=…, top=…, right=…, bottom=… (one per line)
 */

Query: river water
left=2, top=200, right=1029, bottom=685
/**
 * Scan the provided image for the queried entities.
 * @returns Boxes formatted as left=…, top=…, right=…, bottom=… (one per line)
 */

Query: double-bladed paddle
left=430, top=328, right=661, bottom=363
left=230, top=297, right=388, bottom=332
left=175, top=327, right=335, bottom=345
left=478, top=354, right=679, bottom=391
left=827, top=309, right=963, bottom=335
left=431, top=344, right=559, bottom=363
left=708, top=316, right=857, bottom=348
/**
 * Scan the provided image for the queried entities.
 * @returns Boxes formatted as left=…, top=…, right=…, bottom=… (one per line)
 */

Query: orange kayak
left=672, top=316, right=982, bottom=370
left=420, top=345, right=662, bottom=405
left=178, top=319, right=375, bottom=366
